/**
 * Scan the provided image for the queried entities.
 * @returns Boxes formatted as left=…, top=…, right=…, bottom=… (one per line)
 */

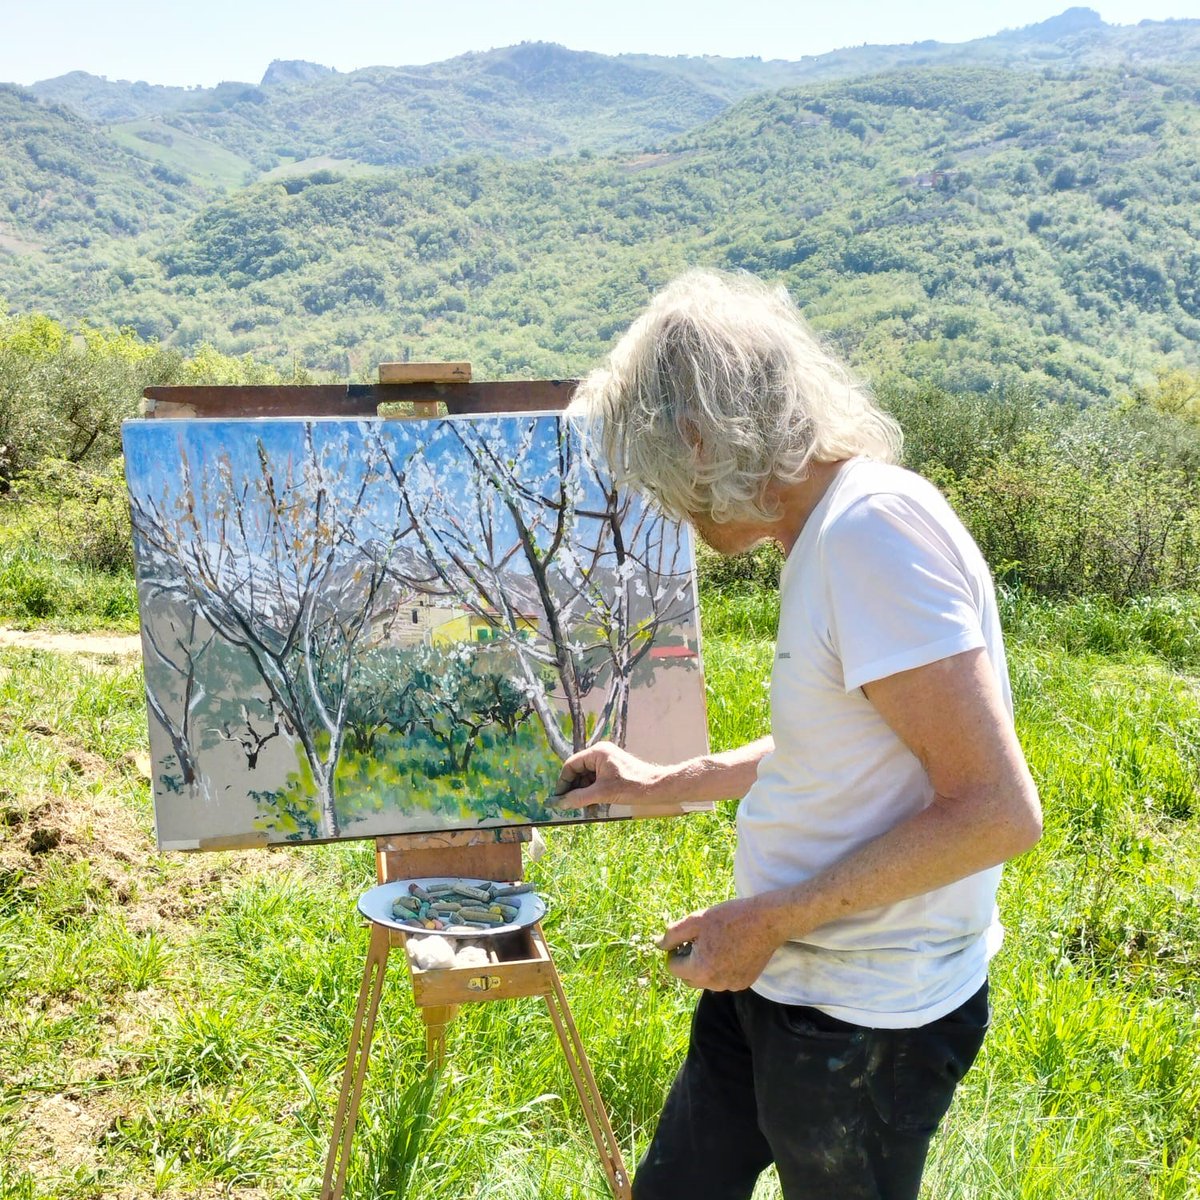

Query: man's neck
left=770, top=459, right=852, bottom=555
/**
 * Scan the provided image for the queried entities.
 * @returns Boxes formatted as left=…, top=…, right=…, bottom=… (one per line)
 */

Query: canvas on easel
left=122, top=411, right=708, bottom=850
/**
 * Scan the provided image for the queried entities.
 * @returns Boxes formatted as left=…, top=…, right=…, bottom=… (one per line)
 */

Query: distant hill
left=23, top=10, right=1200, bottom=181
left=28, top=43, right=730, bottom=175
left=619, top=7, right=1200, bottom=94
left=3, top=11, right=1200, bottom=406
left=0, top=85, right=211, bottom=234
left=259, top=60, right=335, bottom=88
left=27, top=70, right=202, bottom=122
left=6, top=60, right=1195, bottom=408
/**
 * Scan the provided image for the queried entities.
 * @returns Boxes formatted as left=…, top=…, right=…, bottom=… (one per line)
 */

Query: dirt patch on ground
left=0, top=631, right=306, bottom=931
left=3, top=641, right=319, bottom=1198
left=0, top=705, right=296, bottom=932
left=0, top=762, right=293, bottom=934
left=22, top=1091, right=109, bottom=1177
left=0, top=628, right=142, bottom=657
left=0, top=754, right=158, bottom=918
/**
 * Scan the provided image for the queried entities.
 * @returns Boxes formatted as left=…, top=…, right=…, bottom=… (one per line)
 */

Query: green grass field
left=106, top=121, right=255, bottom=192
left=1, top=588, right=1198, bottom=1199
left=259, top=157, right=392, bottom=184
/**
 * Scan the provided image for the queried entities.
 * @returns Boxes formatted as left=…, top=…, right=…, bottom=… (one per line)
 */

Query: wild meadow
left=1, top=322, right=1199, bottom=1196
left=1, top=577, right=1198, bottom=1199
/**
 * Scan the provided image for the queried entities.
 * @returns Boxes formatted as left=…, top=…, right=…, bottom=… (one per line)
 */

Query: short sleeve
left=820, top=492, right=985, bottom=693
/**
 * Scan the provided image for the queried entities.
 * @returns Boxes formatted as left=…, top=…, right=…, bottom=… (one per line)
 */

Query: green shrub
left=879, top=380, right=1058, bottom=479
left=0, top=531, right=138, bottom=626
left=999, top=590, right=1200, bottom=669
left=15, top=458, right=134, bottom=573
left=947, top=433, right=1200, bottom=601
left=695, top=540, right=783, bottom=594
left=0, top=556, right=60, bottom=618
left=0, top=315, right=181, bottom=486
left=0, top=313, right=312, bottom=490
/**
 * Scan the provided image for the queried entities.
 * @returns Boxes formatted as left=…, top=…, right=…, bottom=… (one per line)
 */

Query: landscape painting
left=122, top=413, right=707, bottom=849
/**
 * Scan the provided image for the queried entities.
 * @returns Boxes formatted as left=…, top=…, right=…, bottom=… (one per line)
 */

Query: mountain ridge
left=23, top=8, right=1200, bottom=140
left=3, top=13, right=1199, bottom=410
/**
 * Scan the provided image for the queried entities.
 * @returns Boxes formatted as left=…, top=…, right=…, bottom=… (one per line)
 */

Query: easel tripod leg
left=321, top=923, right=391, bottom=1200
left=544, top=969, right=632, bottom=1200
left=421, top=1004, right=459, bottom=1067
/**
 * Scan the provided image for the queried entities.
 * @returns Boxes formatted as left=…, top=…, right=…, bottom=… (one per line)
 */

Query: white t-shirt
left=734, top=457, right=1011, bottom=1028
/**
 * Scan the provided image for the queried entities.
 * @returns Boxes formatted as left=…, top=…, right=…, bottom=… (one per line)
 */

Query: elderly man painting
left=554, top=271, right=1041, bottom=1200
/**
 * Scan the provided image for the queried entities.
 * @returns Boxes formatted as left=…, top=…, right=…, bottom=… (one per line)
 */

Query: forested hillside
left=2, top=12, right=1199, bottom=403
left=27, top=8, right=1200, bottom=179
left=30, top=43, right=734, bottom=176
left=6, top=62, right=1196, bottom=404
left=0, top=86, right=214, bottom=245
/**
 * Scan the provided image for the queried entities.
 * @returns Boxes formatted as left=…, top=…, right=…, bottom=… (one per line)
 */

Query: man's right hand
left=550, top=741, right=670, bottom=812
left=551, top=735, right=774, bottom=814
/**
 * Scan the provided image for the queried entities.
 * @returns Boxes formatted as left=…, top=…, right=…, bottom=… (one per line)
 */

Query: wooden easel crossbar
left=141, top=364, right=632, bottom=1200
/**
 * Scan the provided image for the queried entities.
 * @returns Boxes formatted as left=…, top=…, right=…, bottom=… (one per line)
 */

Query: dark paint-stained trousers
left=632, top=982, right=989, bottom=1200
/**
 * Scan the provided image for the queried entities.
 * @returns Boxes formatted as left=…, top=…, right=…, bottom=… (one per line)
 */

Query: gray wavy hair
left=569, top=270, right=902, bottom=523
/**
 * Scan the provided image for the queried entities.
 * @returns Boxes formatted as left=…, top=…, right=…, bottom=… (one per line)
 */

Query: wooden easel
left=321, top=828, right=630, bottom=1200
left=142, top=365, right=631, bottom=1200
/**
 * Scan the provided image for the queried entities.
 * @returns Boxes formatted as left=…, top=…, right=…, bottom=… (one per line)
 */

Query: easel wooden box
left=139, top=366, right=632, bottom=1200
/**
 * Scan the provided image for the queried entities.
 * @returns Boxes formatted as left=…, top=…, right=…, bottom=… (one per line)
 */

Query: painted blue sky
left=5, top=1, right=1198, bottom=88
left=122, top=413, right=680, bottom=581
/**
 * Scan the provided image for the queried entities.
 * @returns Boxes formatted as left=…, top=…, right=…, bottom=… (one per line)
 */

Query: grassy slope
left=1, top=591, right=1197, bottom=1199
left=105, top=122, right=254, bottom=192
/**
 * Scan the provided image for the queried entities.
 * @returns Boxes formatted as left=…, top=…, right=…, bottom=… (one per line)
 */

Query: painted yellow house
left=429, top=607, right=539, bottom=645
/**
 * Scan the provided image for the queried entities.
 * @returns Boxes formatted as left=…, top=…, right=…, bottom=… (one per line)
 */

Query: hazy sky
left=4, top=0, right=1200, bottom=88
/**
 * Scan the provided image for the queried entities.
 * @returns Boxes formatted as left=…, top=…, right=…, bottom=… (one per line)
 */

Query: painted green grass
left=1, top=591, right=1198, bottom=1198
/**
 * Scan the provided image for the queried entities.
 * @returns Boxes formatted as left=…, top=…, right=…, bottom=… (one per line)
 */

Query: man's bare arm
left=552, top=736, right=774, bottom=814
left=663, top=647, right=1042, bottom=990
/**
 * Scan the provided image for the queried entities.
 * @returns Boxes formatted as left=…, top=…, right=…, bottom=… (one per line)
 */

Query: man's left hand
left=658, top=896, right=788, bottom=992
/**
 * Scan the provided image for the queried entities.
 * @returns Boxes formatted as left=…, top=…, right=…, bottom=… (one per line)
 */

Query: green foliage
left=14, top=458, right=133, bottom=572
left=0, top=538, right=137, bottom=625
left=694, top=540, right=784, bottom=597
left=878, top=380, right=1061, bottom=480
left=35, top=45, right=732, bottom=175
left=0, top=309, right=308, bottom=488
left=251, top=643, right=561, bottom=841
left=148, top=1001, right=263, bottom=1088
left=0, top=313, right=180, bottom=484
left=998, top=591, right=1200, bottom=670
left=0, top=84, right=213, bottom=248
left=8, top=56, right=1200, bottom=400
left=2, top=607, right=1199, bottom=1198
left=947, top=432, right=1200, bottom=601
left=0, top=318, right=325, bottom=627
left=1128, top=366, right=1200, bottom=426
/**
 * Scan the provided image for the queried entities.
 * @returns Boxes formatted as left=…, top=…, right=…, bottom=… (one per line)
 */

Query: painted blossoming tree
left=383, top=417, right=695, bottom=759
left=130, top=423, right=414, bottom=837
left=125, top=414, right=702, bottom=846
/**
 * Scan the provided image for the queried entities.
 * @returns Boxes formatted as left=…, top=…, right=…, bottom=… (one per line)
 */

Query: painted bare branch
left=377, top=416, right=695, bottom=760
left=138, top=595, right=214, bottom=787
left=216, top=701, right=282, bottom=770
left=129, top=422, right=415, bottom=837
